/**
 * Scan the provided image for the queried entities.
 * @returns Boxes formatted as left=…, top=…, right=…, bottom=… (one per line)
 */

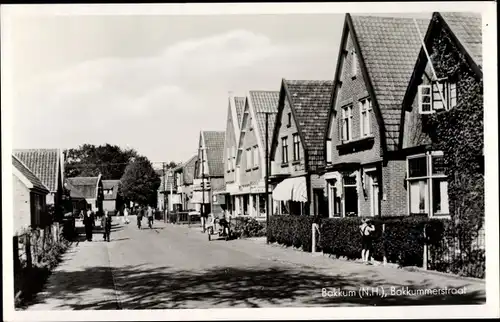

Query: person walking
left=359, top=218, right=375, bottom=264
left=147, top=205, right=154, bottom=229
left=101, top=211, right=112, bottom=242
left=84, top=209, right=94, bottom=241
left=137, top=205, right=143, bottom=229
left=123, top=206, right=130, bottom=224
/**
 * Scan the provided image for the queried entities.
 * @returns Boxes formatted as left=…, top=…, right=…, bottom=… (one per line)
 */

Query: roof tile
left=202, top=131, right=226, bottom=177
left=13, top=149, right=60, bottom=191
left=12, top=155, right=49, bottom=192
left=350, top=15, right=431, bottom=150
left=249, top=91, right=280, bottom=149
left=284, top=79, right=334, bottom=170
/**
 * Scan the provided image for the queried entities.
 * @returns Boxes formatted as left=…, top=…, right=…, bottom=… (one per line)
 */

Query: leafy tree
left=64, top=144, right=138, bottom=180
left=120, top=156, right=161, bottom=207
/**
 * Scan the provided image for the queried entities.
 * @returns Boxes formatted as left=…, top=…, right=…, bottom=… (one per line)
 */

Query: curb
left=248, top=240, right=485, bottom=284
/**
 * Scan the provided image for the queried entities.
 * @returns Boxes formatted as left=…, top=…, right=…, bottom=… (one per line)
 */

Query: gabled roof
left=64, top=180, right=87, bottom=200
left=159, top=175, right=176, bottom=192
left=13, top=148, right=62, bottom=192
left=236, top=91, right=279, bottom=167
left=66, top=175, right=101, bottom=199
left=12, top=155, right=49, bottom=193
left=234, top=97, right=246, bottom=125
left=275, top=80, right=333, bottom=171
left=340, top=14, right=431, bottom=152
left=102, top=180, right=120, bottom=200
left=439, top=12, right=482, bottom=68
left=200, top=131, right=225, bottom=177
left=182, top=155, right=198, bottom=185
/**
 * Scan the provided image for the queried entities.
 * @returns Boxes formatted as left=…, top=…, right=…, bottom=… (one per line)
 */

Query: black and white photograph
left=1, top=2, right=498, bottom=321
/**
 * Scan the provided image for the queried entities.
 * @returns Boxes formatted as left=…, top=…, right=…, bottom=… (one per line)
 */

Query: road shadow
left=23, top=263, right=486, bottom=310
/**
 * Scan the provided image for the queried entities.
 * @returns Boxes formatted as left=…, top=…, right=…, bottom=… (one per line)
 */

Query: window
left=231, top=147, right=236, bottom=172
left=281, top=137, right=288, bottom=163
left=293, top=133, right=300, bottom=161
left=351, top=49, right=358, bottom=77
left=287, top=112, right=292, bottom=128
left=326, top=139, right=332, bottom=164
left=343, top=174, right=358, bottom=217
left=366, top=171, right=379, bottom=217
left=328, top=180, right=341, bottom=218
left=359, top=98, right=372, bottom=137
left=341, top=105, right=353, bottom=142
left=253, top=146, right=259, bottom=168
left=259, top=194, right=266, bottom=216
left=418, top=78, right=458, bottom=114
left=407, top=152, right=449, bottom=217
left=246, top=148, right=252, bottom=170
left=227, top=148, right=232, bottom=171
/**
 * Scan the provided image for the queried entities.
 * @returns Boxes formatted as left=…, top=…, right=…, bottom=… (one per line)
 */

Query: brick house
left=102, top=180, right=121, bottom=213
left=399, top=12, right=482, bottom=218
left=193, top=131, right=225, bottom=216
left=172, top=155, right=198, bottom=211
left=12, top=155, right=50, bottom=235
left=324, top=14, right=429, bottom=218
left=234, top=90, right=279, bottom=219
left=222, top=92, right=246, bottom=215
left=65, top=175, right=104, bottom=213
left=158, top=173, right=177, bottom=211
left=14, top=149, right=65, bottom=218
left=270, top=79, right=333, bottom=217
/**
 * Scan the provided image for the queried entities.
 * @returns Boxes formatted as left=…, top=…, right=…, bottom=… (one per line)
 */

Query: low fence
left=168, top=211, right=201, bottom=226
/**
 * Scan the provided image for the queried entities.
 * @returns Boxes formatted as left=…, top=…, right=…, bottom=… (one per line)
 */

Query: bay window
left=407, top=152, right=449, bottom=217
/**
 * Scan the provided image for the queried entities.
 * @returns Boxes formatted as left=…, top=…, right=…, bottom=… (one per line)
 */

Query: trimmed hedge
left=231, top=217, right=266, bottom=239
left=267, top=215, right=314, bottom=252
left=319, top=216, right=448, bottom=267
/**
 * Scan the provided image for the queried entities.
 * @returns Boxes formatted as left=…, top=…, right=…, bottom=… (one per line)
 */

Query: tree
left=120, top=156, right=161, bottom=207
left=64, top=144, right=138, bottom=180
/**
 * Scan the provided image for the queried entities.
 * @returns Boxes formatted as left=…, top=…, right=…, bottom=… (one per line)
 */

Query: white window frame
left=359, top=98, right=372, bottom=137
left=406, top=151, right=450, bottom=218
left=293, top=133, right=300, bottom=161
left=364, top=168, right=379, bottom=217
left=253, top=146, right=259, bottom=169
left=281, top=137, right=289, bottom=163
left=326, top=139, right=332, bottom=164
left=342, top=173, right=358, bottom=217
left=246, top=148, right=252, bottom=170
left=351, top=49, right=358, bottom=77
left=418, top=78, right=458, bottom=114
left=341, top=105, right=353, bottom=142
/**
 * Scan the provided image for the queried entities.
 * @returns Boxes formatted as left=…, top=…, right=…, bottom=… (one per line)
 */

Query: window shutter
left=326, top=139, right=332, bottom=163
left=432, top=80, right=447, bottom=111
left=418, top=84, right=432, bottom=114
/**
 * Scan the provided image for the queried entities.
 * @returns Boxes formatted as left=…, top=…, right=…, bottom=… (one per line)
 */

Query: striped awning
left=272, top=176, right=307, bottom=202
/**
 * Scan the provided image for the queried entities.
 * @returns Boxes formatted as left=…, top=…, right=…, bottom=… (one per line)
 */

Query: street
left=25, top=216, right=486, bottom=310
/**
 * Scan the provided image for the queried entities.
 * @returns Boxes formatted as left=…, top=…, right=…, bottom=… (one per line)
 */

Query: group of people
left=81, top=209, right=113, bottom=242
left=134, top=205, right=155, bottom=229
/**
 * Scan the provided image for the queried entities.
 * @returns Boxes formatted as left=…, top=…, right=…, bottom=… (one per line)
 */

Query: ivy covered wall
left=422, top=17, right=484, bottom=249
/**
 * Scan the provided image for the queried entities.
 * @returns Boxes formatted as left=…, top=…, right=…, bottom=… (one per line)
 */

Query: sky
left=3, top=6, right=437, bottom=165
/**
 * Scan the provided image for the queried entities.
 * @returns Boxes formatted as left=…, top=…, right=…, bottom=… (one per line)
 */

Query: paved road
left=26, top=216, right=486, bottom=310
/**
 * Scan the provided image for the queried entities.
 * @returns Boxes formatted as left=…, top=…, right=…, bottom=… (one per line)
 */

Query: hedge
left=267, top=215, right=314, bottom=252
left=231, top=216, right=266, bottom=239
left=318, top=216, right=448, bottom=267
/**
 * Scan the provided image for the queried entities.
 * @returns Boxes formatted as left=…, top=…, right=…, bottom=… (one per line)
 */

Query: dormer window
left=418, top=78, right=458, bottom=114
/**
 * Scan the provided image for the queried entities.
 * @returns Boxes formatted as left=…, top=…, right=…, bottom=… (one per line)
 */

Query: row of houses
left=162, top=12, right=482, bottom=222
left=12, top=148, right=122, bottom=235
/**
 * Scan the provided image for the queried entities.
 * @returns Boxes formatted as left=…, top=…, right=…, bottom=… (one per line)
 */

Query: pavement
left=25, top=215, right=486, bottom=310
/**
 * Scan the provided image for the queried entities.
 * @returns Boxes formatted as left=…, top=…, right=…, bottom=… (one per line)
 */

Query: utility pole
left=265, top=112, right=270, bottom=244
left=163, top=162, right=167, bottom=223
